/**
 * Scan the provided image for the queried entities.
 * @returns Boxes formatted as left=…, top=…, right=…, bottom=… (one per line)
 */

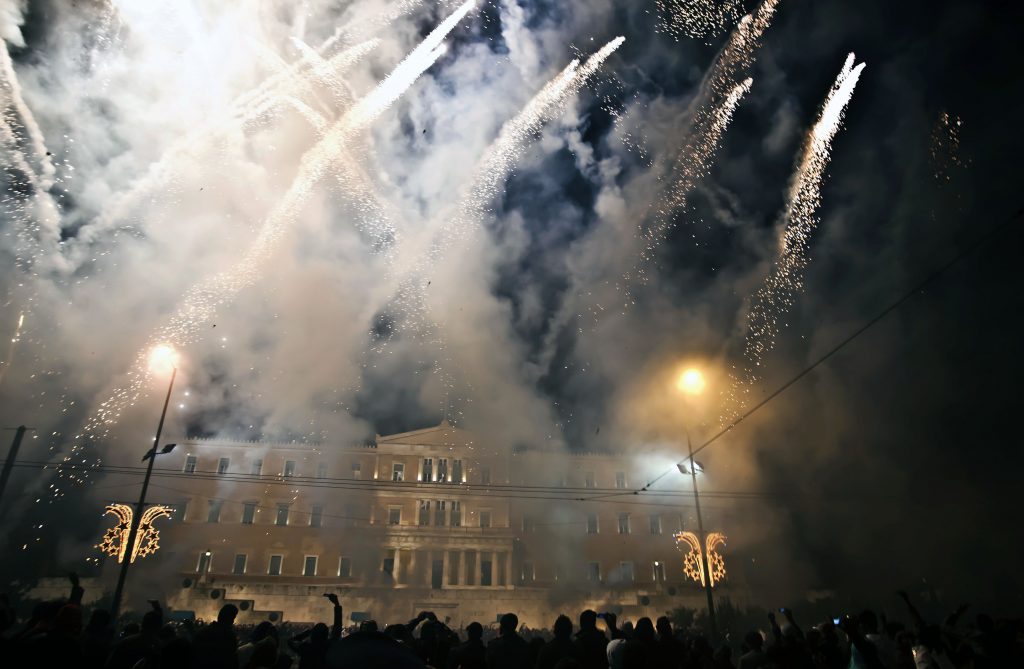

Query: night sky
left=1, top=0, right=1023, bottom=612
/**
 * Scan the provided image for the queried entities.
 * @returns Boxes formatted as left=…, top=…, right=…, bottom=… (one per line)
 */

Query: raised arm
left=68, top=572, right=84, bottom=606
left=781, top=608, right=804, bottom=640
left=897, top=591, right=927, bottom=633
left=767, top=611, right=782, bottom=644
left=840, top=615, right=885, bottom=669
left=325, top=593, right=343, bottom=639
left=603, top=612, right=623, bottom=640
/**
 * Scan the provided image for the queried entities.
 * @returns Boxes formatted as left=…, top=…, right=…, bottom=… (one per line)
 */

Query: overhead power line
left=629, top=205, right=1024, bottom=497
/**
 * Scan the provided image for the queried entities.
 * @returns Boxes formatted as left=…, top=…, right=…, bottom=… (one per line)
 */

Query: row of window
left=183, top=456, right=632, bottom=490
left=587, top=512, right=672, bottom=535
left=184, top=500, right=674, bottom=535
left=199, top=550, right=669, bottom=586
left=200, top=552, right=346, bottom=577
left=185, top=456, right=326, bottom=478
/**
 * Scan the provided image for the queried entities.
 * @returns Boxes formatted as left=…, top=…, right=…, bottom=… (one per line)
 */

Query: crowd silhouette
left=0, top=575, right=1020, bottom=668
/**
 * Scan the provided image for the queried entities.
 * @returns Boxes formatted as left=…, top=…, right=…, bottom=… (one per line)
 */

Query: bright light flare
left=677, top=368, right=706, bottom=395
left=147, top=344, right=179, bottom=375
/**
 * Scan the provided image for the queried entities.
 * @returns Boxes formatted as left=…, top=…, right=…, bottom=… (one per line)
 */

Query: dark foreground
left=1, top=579, right=1021, bottom=668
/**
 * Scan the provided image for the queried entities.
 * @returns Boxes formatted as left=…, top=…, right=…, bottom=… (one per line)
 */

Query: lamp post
left=109, top=345, right=179, bottom=620
left=676, top=367, right=718, bottom=642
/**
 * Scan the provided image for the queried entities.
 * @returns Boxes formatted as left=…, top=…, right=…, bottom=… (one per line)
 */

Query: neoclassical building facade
left=121, top=420, right=737, bottom=627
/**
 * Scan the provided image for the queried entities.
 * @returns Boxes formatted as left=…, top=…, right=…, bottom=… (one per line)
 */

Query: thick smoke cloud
left=1, top=0, right=1023, bottom=612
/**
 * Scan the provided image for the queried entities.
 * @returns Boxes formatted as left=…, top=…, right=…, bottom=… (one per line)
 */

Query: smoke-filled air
left=2, top=0, right=1023, bottom=647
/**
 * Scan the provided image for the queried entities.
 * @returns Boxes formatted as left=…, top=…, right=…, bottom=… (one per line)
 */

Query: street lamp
left=109, top=344, right=180, bottom=620
left=675, top=367, right=718, bottom=642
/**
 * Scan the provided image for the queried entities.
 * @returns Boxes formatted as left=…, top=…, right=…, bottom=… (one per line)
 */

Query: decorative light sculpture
left=98, top=503, right=172, bottom=563
left=674, top=531, right=727, bottom=587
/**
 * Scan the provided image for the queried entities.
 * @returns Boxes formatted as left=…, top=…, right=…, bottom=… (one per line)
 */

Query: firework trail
left=0, top=41, right=63, bottom=270
left=371, top=37, right=627, bottom=423
left=53, top=1, right=478, bottom=492
left=378, top=37, right=627, bottom=357
left=721, top=53, right=866, bottom=423
left=655, top=0, right=744, bottom=43
left=620, top=0, right=778, bottom=298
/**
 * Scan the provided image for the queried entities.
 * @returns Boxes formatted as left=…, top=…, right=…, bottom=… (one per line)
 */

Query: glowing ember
left=655, top=0, right=744, bottom=43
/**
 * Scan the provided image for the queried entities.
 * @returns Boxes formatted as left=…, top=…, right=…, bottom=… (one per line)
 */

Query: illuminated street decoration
left=98, top=503, right=172, bottom=563
left=674, top=531, right=727, bottom=587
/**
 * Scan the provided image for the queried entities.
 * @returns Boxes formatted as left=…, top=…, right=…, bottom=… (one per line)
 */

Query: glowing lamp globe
left=148, top=344, right=179, bottom=375
left=677, top=368, right=706, bottom=395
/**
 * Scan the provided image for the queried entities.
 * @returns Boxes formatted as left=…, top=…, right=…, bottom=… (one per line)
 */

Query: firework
left=56, top=2, right=478, bottom=489
left=619, top=0, right=778, bottom=303
left=722, top=53, right=866, bottom=423
left=85, top=38, right=381, bottom=242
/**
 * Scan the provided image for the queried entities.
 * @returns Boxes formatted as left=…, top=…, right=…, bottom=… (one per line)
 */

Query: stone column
left=504, top=552, right=512, bottom=589
left=408, top=549, right=418, bottom=586
left=442, top=550, right=450, bottom=587
left=458, top=550, right=466, bottom=586
left=475, top=551, right=483, bottom=587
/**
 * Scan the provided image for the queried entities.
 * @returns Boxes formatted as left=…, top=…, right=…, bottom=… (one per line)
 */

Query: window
left=351, top=461, right=362, bottom=480
left=316, top=463, right=328, bottom=479
left=480, top=553, right=492, bottom=586
left=303, top=555, right=318, bottom=577
left=283, top=460, right=296, bottom=477
left=615, top=471, right=626, bottom=489
left=268, top=554, right=283, bottom=576
left=418, top=500, right=430, bottom=526
left=217, top=458, right=230, bottom=474
left=520, top=562, right=535, bottom=583
left=587, top=562, right=601, bottom=582
left=522, top=515, right=534, bottom=533
left=452, top=459, right=463, bottom=483
left=170, top=502, right=187, bottom=522
left=242, top=502, right=256, bottom=525
left=585, top=472, right=595, bottom=488
left=620, top=561, right=635, bottom=583
left=434, top=500, right=446, bottom=526
left=653, top=561, right=666, bottom=583
left=184, top=456, right=197, bottom=474
left=618, top=513, right=630, bottom=535
left=392, top=463, right=405, bottom=482
left=649, top=514, right=662, bottom=535
left=197, top=551, right=212, bottom=573
left=276, top=504, right=289, bottom=526
left=232, top=554, right=247, bottom=575
left=422, top=458, right=433, bottom=482
left=479, top=510, right=491, bottom=528
left=388, top=507, right=401, bottom=526
left=251, top=459, right=263, bottom=476
left=480, top=467, right=491, bottom=485
left=450, top=501, right=462, bottom=527
left=338, top=557, right=352, bottom=578
left=382, top=550, right=395, bottom=577
left=587, top=513, right=599, bottom=534
left=437, top=458, right=448, bottom=483
left=310, top=504, right=323, bottom=528
left=207, top=500, right=223, bottom=523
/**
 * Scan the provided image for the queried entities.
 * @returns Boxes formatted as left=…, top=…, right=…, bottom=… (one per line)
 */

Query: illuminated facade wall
left=130, top=421, right=738, bottom=627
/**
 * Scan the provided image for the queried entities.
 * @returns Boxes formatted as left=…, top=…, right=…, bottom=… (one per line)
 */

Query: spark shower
left=0, top=0, right=864, bottom=530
